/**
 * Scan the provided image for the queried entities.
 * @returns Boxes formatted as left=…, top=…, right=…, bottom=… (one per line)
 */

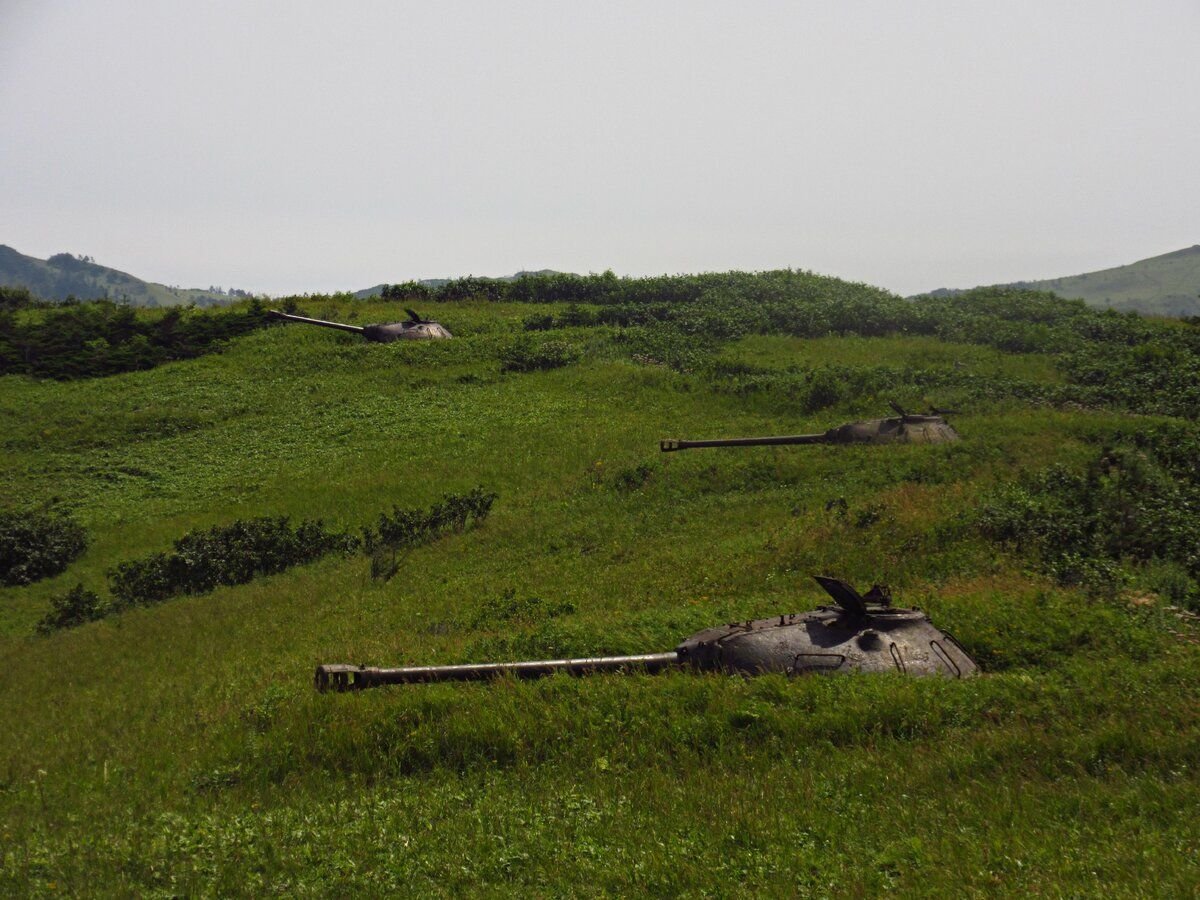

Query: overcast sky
left=2, top=1, right=1197, bottom=296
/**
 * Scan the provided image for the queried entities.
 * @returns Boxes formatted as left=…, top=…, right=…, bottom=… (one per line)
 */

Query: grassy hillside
left=924, top=245, right=1200, bottom=317
left=1, top=280, right=1198, bottom=894
left=1019, top=245, right=1200, bottom=317
left=0, top=245, right=245, bottom=308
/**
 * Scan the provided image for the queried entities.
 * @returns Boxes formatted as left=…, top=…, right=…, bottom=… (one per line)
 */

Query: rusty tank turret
left=314, top=576, right=978, bottom=691
left=660, top=403, right=959, bottom=452
left=268, top=308, right=451, bottom=342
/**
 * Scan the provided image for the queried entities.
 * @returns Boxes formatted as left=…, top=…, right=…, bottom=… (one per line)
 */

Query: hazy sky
left=2, top=1, right=1197, bottom=295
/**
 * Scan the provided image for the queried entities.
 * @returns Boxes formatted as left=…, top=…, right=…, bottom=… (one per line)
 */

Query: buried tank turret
left=314, top=576, right=978, bottom=691
left=267, top=308, right=451, bottom=342
left=660, top=402, right=959, bottom=452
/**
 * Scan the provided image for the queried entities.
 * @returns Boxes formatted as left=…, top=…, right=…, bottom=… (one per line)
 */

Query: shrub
left=36, top=584, right=109, bottom=633
left=499, top=337, right=581, bottom=373
left=0, top=299, right=272, bottom=380
left=109, top=517, right=355, bottom=606
left=40, top=491, right=498, bottom=632
left=978, top=426, right=1200, bottom=598
left=0, top=510, right=88, bottom=586
left=363, top=488, right=497, bottom=580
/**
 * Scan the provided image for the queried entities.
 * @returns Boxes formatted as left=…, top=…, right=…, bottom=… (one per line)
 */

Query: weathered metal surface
left=315, top=577, right=978, bottom=691
left=268, top=309, right=452, bottom=342
left=660, top=404, right=959, bottom=452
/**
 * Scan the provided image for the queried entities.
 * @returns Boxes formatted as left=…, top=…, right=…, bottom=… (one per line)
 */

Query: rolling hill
left=2, top=274, right=1199, bottom=894
left=0, top=244, right=248, bottom=307
left=923, top=245, right=1200, bottom=317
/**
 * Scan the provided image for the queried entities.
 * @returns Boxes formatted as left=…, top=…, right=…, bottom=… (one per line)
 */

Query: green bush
left=109, top=517, right=355, bottom=606
left=363, top=488, right=497, bottom=580
left=40, top=491, right=499, bottom=631
left=499, top=337, right=581, bottom=373
left=978, top=426, right=1200, bottom=601
left=36, top=584, right=109, bottom=633
left=0, top=510, right=88, bottom=586
left=0, top=299, right=272, bottom=380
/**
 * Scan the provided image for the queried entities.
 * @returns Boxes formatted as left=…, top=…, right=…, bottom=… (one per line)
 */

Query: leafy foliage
left=0, top=299, right=273, bottom=380
left=363, top=488, right=497, bottom=580
left=109, top=517, right=356, bottom=607
left=35, top=584, right=109, bottom=634
left=978, top=424, right=1200, bottom=605
left=498, top=336, right=582, bottom=373
left=0, top=285, right=47, bottom=311
left=0, top=509, right=87, bottom=586
left=35, top=490, right=499, bottom=629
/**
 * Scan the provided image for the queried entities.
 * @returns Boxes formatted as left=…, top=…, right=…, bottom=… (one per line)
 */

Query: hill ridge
left=921, top=244, right=1200, bottom=317
left=0, top=244, right=249, bottom=308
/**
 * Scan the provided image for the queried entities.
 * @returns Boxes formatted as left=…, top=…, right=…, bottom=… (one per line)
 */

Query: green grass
left=1, top=298, right=1197, bottom=895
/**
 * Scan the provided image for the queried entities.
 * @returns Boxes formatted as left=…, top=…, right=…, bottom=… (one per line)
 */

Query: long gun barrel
left=316, top=652, right=682, bottom=691
left=315, top=577, right=981, bottom=692
left=661, top=434, right=826, bottom=452
left=267, top=310, right=365, bottom=334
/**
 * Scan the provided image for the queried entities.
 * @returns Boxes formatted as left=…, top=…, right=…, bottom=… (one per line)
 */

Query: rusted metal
left=660, top=404, right=959, bottom=452
left=268, top=309, right=452, bottom=342
left=315, top=576, right=979, bottom=691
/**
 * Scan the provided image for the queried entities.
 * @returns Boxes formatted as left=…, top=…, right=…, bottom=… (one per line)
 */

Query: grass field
left=1, top=296, right=1197, bottom=895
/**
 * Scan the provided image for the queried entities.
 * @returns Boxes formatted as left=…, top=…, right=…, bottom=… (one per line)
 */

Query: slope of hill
left=0, top=245, right=246, bottom=307
left=922, top=245, right=1200, bottom=317
left=1, top=277, right=1198, bottom=894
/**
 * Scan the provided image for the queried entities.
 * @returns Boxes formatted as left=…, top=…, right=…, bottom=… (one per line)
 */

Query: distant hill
left=354, top=269, right=566, bottom=299
left=921, top=246, right=1200, bottom=317
left=0, top=245, right=248, bottom=307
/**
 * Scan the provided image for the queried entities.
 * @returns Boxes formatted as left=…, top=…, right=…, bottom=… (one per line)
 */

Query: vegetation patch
left=499, top=335, right=581, bottom=373
left=4, top=277, right=1200, bottom=895
left=108, top=517, right=355, bottom=607
left=468, top=589, right=577, bottom=628
left=35, top=489, right=498, bottom=631
left=978, top=424, right=1200, bottom=606
left=35, top=583, right=109, bottom=633
left=0, top=299, right=273, bottom=380
left=363, top=487, right=497, bottom=580
left=0, top=509, right=87, bottom=585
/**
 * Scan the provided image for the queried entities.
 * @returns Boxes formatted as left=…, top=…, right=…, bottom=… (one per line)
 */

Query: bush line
left=36, top=489, right=497, bottom=633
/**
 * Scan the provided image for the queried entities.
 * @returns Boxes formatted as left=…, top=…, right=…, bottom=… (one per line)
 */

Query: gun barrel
left=267, top=310, right=365, bottom=334
left=316, top=652, right=682, bottom=692
left=661, top=434, right=826, bottom=452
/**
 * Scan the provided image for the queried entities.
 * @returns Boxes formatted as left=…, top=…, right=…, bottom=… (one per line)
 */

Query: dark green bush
left=363, top=488, right=497, bottom=580
left=499, top=337, right=581, bottom=373
left=0, top=299, right=272, bottom=380
left=978, top=426, right=1200, bottom=605
left=109, top=517, right=355, bottom=606
left=36, top=584, right=108, bottom=633
left=40, top=491, right=498, bottom=632
left=0, top=510, right=88, bottom=585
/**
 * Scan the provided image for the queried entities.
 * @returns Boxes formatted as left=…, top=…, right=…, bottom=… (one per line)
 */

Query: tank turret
left=314, top=576, right=978, bottom=691
left=267, top=308, right=452, bottom=342
left=660, top=403, right=959, bottom=452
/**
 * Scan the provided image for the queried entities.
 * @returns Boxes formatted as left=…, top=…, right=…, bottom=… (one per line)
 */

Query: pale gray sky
left=2, top=0, right=1197, bottom=295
